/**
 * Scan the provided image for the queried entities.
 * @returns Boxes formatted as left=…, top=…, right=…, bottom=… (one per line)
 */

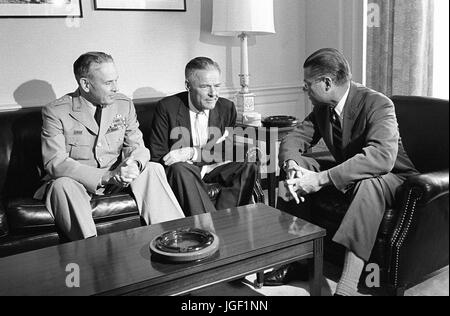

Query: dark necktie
left=94, top=105, right=103, bottom=127
left=330, top=107, right=343, bottom=158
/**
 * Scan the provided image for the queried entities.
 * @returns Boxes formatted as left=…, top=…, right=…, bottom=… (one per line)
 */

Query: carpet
left=191, top=264, right=449, bottom=296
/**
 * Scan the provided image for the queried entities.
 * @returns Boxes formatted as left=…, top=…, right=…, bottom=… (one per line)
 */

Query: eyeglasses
left=302, top=77, right=324, bottom=92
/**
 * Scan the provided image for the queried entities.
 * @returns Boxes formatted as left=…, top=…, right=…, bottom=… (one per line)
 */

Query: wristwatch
left=282, top=160, right=292, bottom=171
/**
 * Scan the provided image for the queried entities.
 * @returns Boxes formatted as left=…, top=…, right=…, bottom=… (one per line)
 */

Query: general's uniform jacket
left=35, top=90, right=150, bottom=198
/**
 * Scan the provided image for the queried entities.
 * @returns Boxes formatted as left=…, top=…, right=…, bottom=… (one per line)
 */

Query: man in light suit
left=149, top=57, right=257, bottom=216
left=34, top=52, right=184, bottom=241
left=263, top=48, right=418, bottom=296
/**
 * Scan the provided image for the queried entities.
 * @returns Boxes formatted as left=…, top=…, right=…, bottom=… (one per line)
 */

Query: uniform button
left=97, top=143, right=102, bottom=148
left=99, top=158, right=103, bottom=163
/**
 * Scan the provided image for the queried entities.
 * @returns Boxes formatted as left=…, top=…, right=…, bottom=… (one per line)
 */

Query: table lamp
left=212, top=0, right=275, bottom=126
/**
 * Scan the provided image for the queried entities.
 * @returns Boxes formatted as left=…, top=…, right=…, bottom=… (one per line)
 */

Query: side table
left=235, top=123, right=295, bottom=207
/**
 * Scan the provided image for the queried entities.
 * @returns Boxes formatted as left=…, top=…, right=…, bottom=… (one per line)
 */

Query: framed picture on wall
left=0, top=0, right=82, bottom=18
left=94, top=0, right=186, bottom=12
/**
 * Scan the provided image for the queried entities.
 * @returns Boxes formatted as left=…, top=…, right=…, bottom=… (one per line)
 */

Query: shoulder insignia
left=48, top=95, right=71, bottom=107
left=114, top=93, right=131, bottom=101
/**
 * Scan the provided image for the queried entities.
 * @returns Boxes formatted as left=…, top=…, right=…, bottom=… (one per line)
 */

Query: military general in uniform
left=34, top=52, right=184, bottom=241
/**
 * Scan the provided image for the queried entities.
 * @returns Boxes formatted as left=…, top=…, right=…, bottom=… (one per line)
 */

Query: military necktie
left=94, top=105, right=103, bottom=127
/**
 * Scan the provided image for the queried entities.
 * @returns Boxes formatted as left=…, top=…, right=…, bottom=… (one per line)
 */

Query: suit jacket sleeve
left=278, top=112, right=322, bottom=168
left=328, top=98, right=399, bottom=192
left=41, top=105, right=105, bottom=193
left=122, top=100, right=150, bottom=168
left=149, top=100, right=171, bottom=164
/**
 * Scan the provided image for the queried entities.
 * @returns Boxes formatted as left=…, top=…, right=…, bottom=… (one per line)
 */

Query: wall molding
left=0, top=84, right=305, bottom=113
left=221, top=84, right=304, bottom=106
left=0, top=104, right=23, bottom=112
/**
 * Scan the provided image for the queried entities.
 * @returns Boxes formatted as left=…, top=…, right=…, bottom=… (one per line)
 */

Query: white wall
left=0, top=0, right=365, bottom=120
left=303, top=0, right=366, bottom=113
left=0, top=0, right=306, bottom=119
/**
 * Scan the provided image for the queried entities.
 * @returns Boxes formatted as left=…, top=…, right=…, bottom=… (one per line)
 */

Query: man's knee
left=166, top=162, right=193, bottom=177
left=353, top=178, right=381, bottom=194
left=351, top=174, right=402, bottom=208
left=143, top=161, right=166, bottom=176
left=50, top=177, right=83, bottom=194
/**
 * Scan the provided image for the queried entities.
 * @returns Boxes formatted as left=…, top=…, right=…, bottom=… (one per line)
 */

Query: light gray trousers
left=45, top=162, right=184, bottom=240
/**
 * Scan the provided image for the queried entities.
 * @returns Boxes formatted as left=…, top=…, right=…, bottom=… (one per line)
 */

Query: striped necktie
left=330, top=107, right=343, bottom=159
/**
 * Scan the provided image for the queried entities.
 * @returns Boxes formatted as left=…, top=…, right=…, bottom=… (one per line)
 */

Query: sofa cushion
left=0, top=110, right=44, bottom=201
left=134, top=100, right=160, bottom=148
left=0, top=215, right=143, bottom=258
left=392, top=96, right=449, bottom=173
left=7, top=193, right=139, bottom=235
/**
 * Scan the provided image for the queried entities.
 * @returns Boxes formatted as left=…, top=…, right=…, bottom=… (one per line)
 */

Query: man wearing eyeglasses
left=149, top=57, right=257, bottom=216
left=263, top=48, right=418, bottom=296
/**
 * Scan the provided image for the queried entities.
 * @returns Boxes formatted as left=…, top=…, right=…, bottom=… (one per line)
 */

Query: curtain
left=366, top=0, right=434, bottom=96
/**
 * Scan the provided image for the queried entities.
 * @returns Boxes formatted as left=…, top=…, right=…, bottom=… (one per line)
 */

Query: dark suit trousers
left=165, top=162, right=257, bottom=216
left=278, top=156, right=405, bottom=261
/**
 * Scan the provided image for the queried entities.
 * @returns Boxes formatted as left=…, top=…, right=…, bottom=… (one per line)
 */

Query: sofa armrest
left=404, top=170, right=449, bottom=205
left=0, top=202, right=8, bottom=238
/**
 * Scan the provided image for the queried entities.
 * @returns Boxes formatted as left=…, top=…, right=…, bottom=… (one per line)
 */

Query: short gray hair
left=185, top=57, right=221, bottom=82
left=73, top=52, right=114, bottom=82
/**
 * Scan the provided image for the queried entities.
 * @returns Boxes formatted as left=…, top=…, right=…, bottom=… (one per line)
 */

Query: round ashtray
left=262, top=116, right=299, bottom=128
left=150, top=228, right=220, bottom=263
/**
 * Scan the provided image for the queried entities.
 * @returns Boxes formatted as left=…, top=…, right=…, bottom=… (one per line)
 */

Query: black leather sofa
left=297, top=96, right=449, bottom=295
left=0, top=99, right=262, bottom=258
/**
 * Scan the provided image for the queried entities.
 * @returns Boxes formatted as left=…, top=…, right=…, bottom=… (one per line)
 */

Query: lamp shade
left=212, top=0, right=275, bottom=36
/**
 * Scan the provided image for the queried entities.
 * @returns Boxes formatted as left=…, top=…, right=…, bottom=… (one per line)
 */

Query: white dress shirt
left=188, top=94, right=231, bottom=178
left=188, top=99, right=210, bottom=148
left=333, top=84, right=351, bottom=126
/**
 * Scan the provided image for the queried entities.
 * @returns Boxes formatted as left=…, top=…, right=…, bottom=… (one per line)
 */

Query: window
left=433, top=0, right=449, bottom=99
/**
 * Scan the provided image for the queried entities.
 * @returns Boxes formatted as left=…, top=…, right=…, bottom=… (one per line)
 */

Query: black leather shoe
left=263, top=262, right=309, bottom=286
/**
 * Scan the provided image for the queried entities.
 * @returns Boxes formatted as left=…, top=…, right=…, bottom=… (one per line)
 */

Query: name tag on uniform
left=74, top=130, right=83, bottom=135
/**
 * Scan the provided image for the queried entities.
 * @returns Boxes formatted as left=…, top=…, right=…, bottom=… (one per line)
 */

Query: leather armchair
left=386, top=96, right=449, bottom=295
left=297, top=96, right=449, bottom=296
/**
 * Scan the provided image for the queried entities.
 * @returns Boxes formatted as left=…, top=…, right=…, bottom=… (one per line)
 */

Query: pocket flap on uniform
left=66, top=136, right=91, bottom=147
left=105, top=130, right=125, bottom=146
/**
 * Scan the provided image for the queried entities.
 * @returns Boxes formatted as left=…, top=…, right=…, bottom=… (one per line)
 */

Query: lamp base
left=235, top=92, right=261, bottom=126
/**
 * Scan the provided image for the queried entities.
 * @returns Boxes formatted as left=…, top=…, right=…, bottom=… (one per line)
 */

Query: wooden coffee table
left=0, top=204, right=325, bottom=296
